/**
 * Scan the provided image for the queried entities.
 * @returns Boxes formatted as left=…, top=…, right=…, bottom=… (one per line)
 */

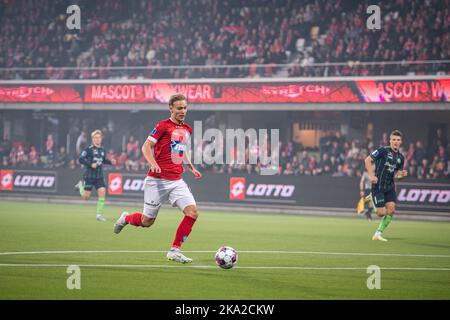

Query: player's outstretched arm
left=141, top=139, right=161, bottom=173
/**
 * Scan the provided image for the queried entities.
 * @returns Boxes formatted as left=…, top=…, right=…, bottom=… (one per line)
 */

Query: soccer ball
left=215, top=246, right=238, bottom=269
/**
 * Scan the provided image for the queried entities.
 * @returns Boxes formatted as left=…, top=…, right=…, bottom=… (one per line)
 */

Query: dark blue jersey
left=370, top=146, right=404, bottom=192
left=78, top=145, right=111, bottom=180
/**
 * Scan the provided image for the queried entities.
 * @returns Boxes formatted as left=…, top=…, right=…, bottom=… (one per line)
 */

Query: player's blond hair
left=91, top=129, right=103, bottom=138
left=169, top=94, right=186, bottom=106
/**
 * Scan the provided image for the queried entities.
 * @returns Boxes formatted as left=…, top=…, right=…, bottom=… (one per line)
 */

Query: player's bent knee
left=141, top=216, right=155, bottom=228
left=184, top=205, right=199, bottom=219
left=376, top=209, right=385, bottom=217
left=386, top=206, right=396, bottom=216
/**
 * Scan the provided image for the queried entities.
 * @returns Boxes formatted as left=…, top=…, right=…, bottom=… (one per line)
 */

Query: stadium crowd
left=0, top=0, right=448, bottom=79
left=2, top=129, right=449, bottom=180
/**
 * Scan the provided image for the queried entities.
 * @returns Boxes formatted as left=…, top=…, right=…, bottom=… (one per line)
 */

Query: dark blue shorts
left=371, top=188, right=396, bottom=208
left=83, top=177, right=106, bottom=191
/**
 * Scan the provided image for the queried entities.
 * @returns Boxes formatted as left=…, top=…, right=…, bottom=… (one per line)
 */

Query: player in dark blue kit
left=364, top=130, right=407, bottom=241
left=75, top=130, right=116, bottom=221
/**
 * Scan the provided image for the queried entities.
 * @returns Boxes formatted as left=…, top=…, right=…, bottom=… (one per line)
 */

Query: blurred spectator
left=54, top=147, right=68, bottom=168
left=76, top=131, right=87, bottom=156
left=43, top=134, right=55, bottom=167
left=126, top=136, right=139, bottom=157
left=283, top=162, right=294, bottom=175
left=414, top=141, right=426, bottom=162
left=117, top=152, right=128, bottom=169
left=45, top=134, right=55, bottom=156
left=0, top=138, right=12, bottom=166
left=28, top=146, right=39, bottom=167
left=417, top=158, right=430, bottom=179
left=379, top=133, right=389, bottom=147
left=102, top=126, right=113, bottom=150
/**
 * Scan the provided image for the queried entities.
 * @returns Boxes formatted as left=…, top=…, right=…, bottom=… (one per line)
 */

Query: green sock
left=79, top=184, right=85, bottom=197
left=376, top=215, right=393, bottom=233
left=96, top=197, right=105, bottom=215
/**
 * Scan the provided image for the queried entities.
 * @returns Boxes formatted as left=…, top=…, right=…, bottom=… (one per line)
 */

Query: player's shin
left=376, top=214, right=393, bottom=234
left=96, top=197, right=105, bottom=214
left=125, top=212, right=144, bottom=227
left=172, top=215, right=197, bottom=249
left=79, top=184, right=85, bottom=197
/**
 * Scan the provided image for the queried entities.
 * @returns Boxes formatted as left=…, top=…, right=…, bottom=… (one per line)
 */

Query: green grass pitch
left=0, top=200, right=449, bottom=299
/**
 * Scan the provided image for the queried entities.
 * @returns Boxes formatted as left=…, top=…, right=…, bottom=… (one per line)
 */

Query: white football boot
left=167, top=248, right=193, bottom=264
left=74, top=180, right=83, bottom=191
left=96, top=214, right=107, bottom=222
left=372, top=232, right=388, bottom=241
left=113, top=211, right=129, bottom=234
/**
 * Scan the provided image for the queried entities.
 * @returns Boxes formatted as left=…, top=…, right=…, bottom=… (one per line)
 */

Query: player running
left=75, top=130, right=116, bottom=222
left=113, top=94, right=202, bottom=264
left=364, top=130, right=407, bottom=241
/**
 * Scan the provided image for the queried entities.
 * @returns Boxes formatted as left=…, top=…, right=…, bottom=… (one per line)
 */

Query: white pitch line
left=0, top=263, right=449, bottom=271
left=0, top=250, right=450, bottom=258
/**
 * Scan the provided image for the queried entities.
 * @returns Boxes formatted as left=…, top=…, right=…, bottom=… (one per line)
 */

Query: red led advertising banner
left=0, top=85, right=82, bottom=102
left=0, top=79, right=448, bottom=103
left=84, top=82, right=361, bottom=103
left=356, top=78, right=450, bottom=102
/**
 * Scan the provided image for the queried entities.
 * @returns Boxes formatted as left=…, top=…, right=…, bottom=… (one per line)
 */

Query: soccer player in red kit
left=113, top=94, right=202, bottom=263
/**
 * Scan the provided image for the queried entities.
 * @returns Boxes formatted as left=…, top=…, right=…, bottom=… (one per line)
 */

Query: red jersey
left=147, top=118, right=192, bottom=180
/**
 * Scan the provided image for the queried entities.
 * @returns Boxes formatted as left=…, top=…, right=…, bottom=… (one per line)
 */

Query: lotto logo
left=108, top=174, right=123, bottom=195
left=123, top=178, right=145, bottom=192
left=230, top=177, right=246, bottom=200
left=0, top=170, right=14, bottom=190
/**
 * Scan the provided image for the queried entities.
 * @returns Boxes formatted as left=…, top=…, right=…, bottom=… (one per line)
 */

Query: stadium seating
left=0, top=0, right=448, bottom=79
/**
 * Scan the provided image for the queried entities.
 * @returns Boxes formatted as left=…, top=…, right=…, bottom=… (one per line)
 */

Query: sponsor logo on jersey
left=170, top=140, right=187, bottom=155
left=170, top=128, right=190, bottom=157
left=384, top=162, right=396, bottom=173
left=93, top=157, right=103, bottom=166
